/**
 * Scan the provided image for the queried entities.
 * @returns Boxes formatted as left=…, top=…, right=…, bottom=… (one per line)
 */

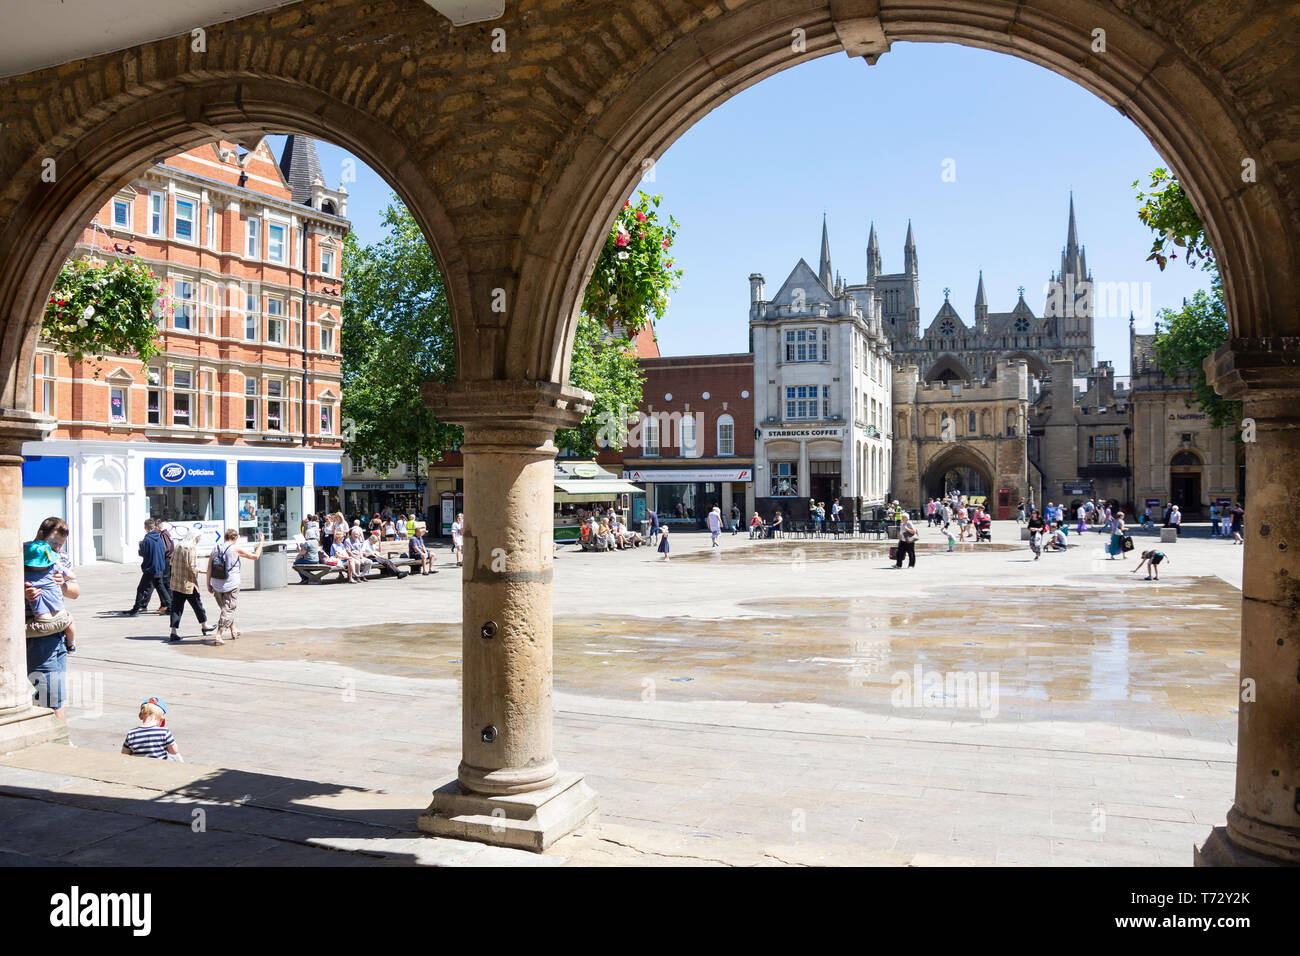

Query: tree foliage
left=42, top=256, right=168, bottom=373
left=342, top=192, right=677, bottom=468
left=1132, top=168, right=1215, bottom=272
left=1133, top=169, right=1240, bottom=428
left=341, top=206, right=460, bottom=473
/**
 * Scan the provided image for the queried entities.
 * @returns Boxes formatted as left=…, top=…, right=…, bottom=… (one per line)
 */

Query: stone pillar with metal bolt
left=0, top=409, right=69, bottom=749
left=1197, top=340, right=1300, bottom=866
left=416, top=380, right=597, bottom=851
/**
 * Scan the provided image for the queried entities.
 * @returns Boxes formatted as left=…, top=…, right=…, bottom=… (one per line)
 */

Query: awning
left=555, top=478, right=644, bottom=503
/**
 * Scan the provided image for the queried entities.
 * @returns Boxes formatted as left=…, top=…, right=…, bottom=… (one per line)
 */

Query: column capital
left=420, top=379, right=593, bottom=434
left=0, top=409, right=53, bottom=455
left=1204, top=337, right=1300, bottom=401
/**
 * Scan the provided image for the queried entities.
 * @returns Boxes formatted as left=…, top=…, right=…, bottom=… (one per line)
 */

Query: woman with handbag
left=893, top=513, right=918, bottom=569
left=1107, top=511, right=1127, bottom=560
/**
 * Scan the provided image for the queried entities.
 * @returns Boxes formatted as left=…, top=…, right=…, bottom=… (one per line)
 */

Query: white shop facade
left=621, top=465, right=755, bottom=528
left=19, top=438, right=342, bottom=565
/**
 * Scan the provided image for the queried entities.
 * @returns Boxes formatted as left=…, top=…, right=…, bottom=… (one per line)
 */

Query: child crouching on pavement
left=122, top=697, right=182, bottom=762
left=1131, top=549, right=1169, bottom=581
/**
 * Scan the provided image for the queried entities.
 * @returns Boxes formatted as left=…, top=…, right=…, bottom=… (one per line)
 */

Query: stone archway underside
left=0, top=0, right=1296, bottom=862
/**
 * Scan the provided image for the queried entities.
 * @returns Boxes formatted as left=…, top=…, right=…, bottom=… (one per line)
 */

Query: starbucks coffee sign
left=761, top=426, right=846, bottom=439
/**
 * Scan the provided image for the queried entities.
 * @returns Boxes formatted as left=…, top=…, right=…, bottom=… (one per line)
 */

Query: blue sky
left=283, top=42, right=1213, bottom=377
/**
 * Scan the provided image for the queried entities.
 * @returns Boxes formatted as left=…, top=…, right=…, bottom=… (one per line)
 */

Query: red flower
left=662, top=237, right=671, bottom=249
left=624, top=201, right=630, bottom=208
left=666, top=259, right=674, bottom=268
left=639, top=231, right=646, bottom=239
left=635, top=211, right=646, bottom=223
left=615, top=233, right=629, bottom=247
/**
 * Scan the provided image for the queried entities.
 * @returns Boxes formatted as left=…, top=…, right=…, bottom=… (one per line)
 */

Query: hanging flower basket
left=581, top=192, right=682, bottom=340
left=42, top=256, right=169, bottom=373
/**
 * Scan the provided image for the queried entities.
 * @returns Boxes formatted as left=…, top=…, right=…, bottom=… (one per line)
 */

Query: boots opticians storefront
left=18, top=439, right=343, bottom=565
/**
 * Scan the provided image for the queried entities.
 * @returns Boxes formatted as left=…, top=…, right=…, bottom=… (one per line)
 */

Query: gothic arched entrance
left=1170, top=450, right=1204, bottom=516
left=922, top=449, right=994, bottom=504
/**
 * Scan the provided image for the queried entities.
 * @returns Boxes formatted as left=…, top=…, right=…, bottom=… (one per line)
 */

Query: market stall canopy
left=554, top=461, right=644, bottom=503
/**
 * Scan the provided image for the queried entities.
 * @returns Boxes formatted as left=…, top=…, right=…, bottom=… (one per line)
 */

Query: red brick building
left=619, top=353, right=756, bottom=526
left=22, top=136, right=349, bottom=562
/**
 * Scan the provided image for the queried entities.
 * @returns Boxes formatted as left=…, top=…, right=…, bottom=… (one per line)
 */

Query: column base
left=417, top=771, right=598, bottom=852
left=0, top=707, right=69, bottom=752
left=1196, top=827, right=1297, bottom=866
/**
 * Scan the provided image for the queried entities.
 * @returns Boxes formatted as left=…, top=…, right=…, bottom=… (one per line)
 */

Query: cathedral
left=746, top=196, right=1235, bottom=517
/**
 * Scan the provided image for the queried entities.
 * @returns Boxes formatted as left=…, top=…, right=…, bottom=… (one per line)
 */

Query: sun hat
left=23, top=540, right=58, bottom=569
left=141, top=696, right=168, bottom=714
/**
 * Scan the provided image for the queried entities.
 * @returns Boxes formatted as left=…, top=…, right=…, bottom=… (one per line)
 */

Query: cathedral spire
left=904, top=219, right=917, bottom=275
left=866, top=221, right=880, bottom=280
left=819, top=214, right=833, bottom=290
left=975, top=270, right=987, bottom=308
left=1066, top=192, right=1079, bottom=258
left=974, top=269, right=988, bottom=331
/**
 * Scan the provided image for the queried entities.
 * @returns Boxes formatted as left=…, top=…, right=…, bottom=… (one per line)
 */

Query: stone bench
left=1160, top=527, right=1179, bottom=543
left=294, top=556, right=422, bottom=583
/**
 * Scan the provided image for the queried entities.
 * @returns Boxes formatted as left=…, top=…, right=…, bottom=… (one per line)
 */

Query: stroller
left=974, top=519, right=992, bottom=542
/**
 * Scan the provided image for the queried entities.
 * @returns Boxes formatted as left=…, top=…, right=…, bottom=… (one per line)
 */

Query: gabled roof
left=925, top=298, right=966, bottom=334
left=768, top=258, right=833, bottom=308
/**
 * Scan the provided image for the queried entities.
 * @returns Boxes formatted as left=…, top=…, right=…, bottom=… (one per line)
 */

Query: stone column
left=0, top=410, right=68, bottom=749
left=1198, top=341, right=1300, bottom=866
left=417, top=380, right=597, bottom=852
left=799, top=439, right=810, bottom=499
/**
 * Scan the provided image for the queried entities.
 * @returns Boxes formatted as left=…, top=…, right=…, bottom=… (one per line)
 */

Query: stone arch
left=0, top=74, right=469, bottom=412
left=924, top=354, right=974, bottom=384
left=529, top=0, right=1298, bottom=387
left=922, top=444, right=996, bottom=501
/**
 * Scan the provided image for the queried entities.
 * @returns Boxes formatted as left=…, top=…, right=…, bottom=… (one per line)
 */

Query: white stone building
left=749, top=219, right=893, bottom=517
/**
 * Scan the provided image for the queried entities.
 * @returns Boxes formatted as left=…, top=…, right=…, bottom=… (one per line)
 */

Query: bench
left=294, top=556, right=422, bottom=583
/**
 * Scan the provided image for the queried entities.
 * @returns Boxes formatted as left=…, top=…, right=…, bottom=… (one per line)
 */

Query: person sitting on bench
left=364, top=532, right=410, bottom=577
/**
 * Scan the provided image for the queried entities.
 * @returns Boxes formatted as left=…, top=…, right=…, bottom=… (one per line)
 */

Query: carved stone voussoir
left=1204, top=337, right=1300, bottom=401
left=420, top=379, right=594, bottom=432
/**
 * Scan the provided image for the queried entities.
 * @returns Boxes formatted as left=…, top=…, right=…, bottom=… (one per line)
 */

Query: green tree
left=342, top=192, right=678, bottom=466
left=341, top=206, right=459, bottom=474
left=1132, top=168, right=1240, bottom=427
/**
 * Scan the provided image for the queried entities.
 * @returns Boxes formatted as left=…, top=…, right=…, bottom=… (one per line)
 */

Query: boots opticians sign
left=144, top=458, right=226, bottom=486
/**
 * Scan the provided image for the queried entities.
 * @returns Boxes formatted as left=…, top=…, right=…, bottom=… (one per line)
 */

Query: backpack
left=210, top=544, right=231, bottom=581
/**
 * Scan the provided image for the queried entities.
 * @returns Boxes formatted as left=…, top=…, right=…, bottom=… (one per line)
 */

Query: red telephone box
left=997, top=488, right=1011, bottom=520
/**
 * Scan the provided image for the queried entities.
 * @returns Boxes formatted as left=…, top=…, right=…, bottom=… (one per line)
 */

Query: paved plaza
left=1, top=521, right=1243, bottom=866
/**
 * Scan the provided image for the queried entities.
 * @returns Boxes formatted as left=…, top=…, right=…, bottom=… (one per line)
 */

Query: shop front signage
left=144, top=458, right=226, bottom=486
left=622, top=468, right=752, bottom=483
left=347, top=480, right=418, bottom=491
left=1168, top=413, right=1206, bottom=420
left=760, top=427, right=846, bottom=440
left=1061, top=481, right=1092, bottom=496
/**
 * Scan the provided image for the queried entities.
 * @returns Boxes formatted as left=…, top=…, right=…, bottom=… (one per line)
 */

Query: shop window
left=174, top=197, right=196, bottom=241
left=655, top=483, right=697, bottom=520
left=770, top=461, right=798, bottom=496
left=147, top=485, right=224, bottom=524
left=246, top=216, right=260, bottom=258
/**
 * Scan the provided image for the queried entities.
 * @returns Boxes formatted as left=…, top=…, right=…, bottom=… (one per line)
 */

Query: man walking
left=127, top=518, right=171, bottom=615
left=730, top=503, right=740, bottom=535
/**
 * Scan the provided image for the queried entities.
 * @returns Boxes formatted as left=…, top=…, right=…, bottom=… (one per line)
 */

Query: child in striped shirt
left=121, top=697, right=183, bottom=762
